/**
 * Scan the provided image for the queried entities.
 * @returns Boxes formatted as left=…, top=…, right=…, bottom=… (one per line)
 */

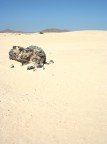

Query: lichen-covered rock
left=9, top=45, right=46, bottom=68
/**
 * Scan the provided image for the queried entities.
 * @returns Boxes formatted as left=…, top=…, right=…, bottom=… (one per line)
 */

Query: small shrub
left=39, top=31, right=44, bottom=34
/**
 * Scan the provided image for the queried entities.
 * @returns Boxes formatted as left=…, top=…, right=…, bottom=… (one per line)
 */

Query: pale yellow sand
left=0, top=31, right=107, bottom=144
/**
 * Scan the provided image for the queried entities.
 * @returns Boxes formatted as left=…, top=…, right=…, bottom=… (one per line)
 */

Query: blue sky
left=0, top=0, right=107, bottom=32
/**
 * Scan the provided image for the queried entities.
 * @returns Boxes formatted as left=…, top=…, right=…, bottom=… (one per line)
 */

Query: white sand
left=0, top=31, right=107, bottom=144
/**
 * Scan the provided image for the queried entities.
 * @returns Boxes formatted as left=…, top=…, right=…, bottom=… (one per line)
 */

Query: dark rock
left=27, top=66, right=35, bottom=70
left=10, top=64, right=14, bottom=68
left=49, top=60, right=54, bottom=64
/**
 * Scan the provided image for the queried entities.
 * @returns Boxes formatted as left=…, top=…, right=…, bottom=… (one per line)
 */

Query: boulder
left=9, top=45, right=46, bottom=68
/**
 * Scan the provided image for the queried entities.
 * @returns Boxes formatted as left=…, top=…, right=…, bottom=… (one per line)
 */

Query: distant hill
left=41, top=28, right=69, bottom=33
left=0, top=29, right=25, bottom=33
left=0, top=28, right=70, bottom=33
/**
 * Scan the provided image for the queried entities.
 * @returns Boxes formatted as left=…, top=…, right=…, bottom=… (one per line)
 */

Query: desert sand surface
left=0, top=30, right=107, bottom=144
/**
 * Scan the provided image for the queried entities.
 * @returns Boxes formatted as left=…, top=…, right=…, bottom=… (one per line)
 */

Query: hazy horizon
left=0, top=0, right=107, bottom=32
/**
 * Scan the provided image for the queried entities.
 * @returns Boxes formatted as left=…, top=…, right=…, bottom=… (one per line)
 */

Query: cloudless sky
left=0, top=0, right=107, bottom=32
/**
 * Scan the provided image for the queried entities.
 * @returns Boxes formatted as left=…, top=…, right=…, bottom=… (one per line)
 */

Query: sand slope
left=0, top=31, right=107, bottom=144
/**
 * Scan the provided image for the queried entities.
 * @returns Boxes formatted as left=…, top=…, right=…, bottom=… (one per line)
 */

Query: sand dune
left=0, top=31, right=107, bottom=144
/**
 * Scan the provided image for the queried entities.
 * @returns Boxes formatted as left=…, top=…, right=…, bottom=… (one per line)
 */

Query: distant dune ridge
left=0, top=30, right=107, bottom=144
left=0, top=28, right=70, bottom=33
left=41, top=28, right=69, bottom=33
